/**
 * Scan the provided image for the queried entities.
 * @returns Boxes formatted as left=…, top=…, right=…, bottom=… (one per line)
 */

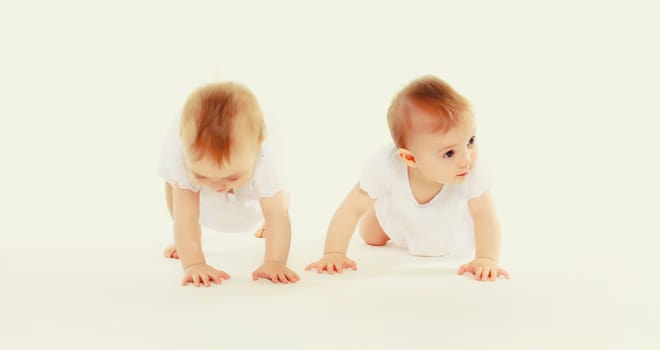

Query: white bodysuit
left=158, top=115, right=284, bottom=233
left=359, top=144, right=492, bottom=257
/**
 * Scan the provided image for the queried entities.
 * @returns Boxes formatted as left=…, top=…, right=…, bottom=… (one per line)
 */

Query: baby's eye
left=468, top=136, right=476, bottom=146
left=443, top=150, right=455, bottom=159
left=227, top=176, right=239, bottom=182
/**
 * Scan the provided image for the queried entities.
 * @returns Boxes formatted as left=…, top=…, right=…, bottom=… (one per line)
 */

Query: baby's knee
left=363, top=237, right=388, bottom=246
left=359, top=228, right=389, bottom=246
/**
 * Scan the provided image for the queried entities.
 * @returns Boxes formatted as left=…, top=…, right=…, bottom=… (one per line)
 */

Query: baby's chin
left=454, top=174, right=470, bottom=182
left=435, top=175, right=468, bottom=184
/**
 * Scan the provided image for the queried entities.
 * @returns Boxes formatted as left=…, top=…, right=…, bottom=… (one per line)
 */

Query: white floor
left=1, top=195, right=657, bottom=349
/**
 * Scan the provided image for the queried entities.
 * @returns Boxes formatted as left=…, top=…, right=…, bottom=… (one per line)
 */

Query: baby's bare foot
left=254, top=227, right=266, bottom=239
left=163, top=243, right=179, bottom=259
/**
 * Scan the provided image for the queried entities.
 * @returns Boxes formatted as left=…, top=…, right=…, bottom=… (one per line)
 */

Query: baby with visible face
left=306, top=75, right=509, bottom=282
left=391, top=93, right=479, bottom=200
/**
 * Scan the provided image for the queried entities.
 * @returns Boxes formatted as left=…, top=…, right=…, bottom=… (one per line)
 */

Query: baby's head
left=387, top=75, right=477, bottom=184
left=180, top=82, right=265, bottom=192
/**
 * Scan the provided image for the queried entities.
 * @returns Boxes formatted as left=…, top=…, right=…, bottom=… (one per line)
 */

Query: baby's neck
left=407, top=167, right=444, bottom=205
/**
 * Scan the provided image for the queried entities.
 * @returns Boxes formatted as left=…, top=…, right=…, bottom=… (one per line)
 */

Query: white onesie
left=359, top=144, right=492, bottom=257
left=158, top=115, right=285, bottom=233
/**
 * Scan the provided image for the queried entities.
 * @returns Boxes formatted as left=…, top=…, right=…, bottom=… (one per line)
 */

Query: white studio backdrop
left=1, top=0, right=657, bottom=257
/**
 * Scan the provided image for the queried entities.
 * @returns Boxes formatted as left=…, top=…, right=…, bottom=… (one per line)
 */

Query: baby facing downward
left=306, top=75, right=510, bottom=282
left=159, top=82, right=299, bottom=287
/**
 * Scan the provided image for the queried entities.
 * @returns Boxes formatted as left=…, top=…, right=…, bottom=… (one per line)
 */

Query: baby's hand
left=252, top=262, right=300, bottom=284
left=305, top=253, right=357, bottom=274
left=182, top=263, right=231, bottom=287
left=457, top=258, right=510, bottom=281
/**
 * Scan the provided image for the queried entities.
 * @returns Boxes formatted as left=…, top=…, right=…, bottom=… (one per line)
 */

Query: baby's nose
left=212, top=181, right=228, bottom=191
left=457, top=158, right=467, bottom=168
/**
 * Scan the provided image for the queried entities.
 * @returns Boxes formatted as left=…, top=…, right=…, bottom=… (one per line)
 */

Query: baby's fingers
left=345, top=259, right=358, bottom=270
left=285, top=270, right=300, bottom=282
left=498, top=268, right=511, bottom=279
left=200, top=273, right=211, bottom=287
left=333, top=263, right=343, bottom=273
left=483, top=267, right=494, bottom=281
left=485, top=267, right=495, bottom=281
left=489, top=268, right=498, bottom=281
left=277, top=272, right=289, bottom=284
left=304, top=262, right=319, bottom=271
left=209, top=272, right=228, bottom=285
left=457, top=264, right=468, bottom=275
left=253, top=271, right=277, bottom=282
left=312, top=263, right=327, bottom=274
left=252, top=270, right=274, bottom=282
left=269, top=272, right=280, bottom=283
left=475, top=266, right=484, bottom=280
left=251, top=271, right=263, bottom=280
left=208, top=274, right=222, bottom=285
left=478, top=267, right=489, bottom=281
left=181, top=275, right=191, bottom=286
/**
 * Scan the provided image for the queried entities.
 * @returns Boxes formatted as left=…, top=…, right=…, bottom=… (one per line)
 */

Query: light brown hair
left=387, top=75, right=472, bottom=148
left=180, top=82, right=265, bottom=166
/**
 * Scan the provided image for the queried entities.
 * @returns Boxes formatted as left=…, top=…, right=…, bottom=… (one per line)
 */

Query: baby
left=159, top=82, right=299, bottom=287
left=306, top=75, right=510, bottom=281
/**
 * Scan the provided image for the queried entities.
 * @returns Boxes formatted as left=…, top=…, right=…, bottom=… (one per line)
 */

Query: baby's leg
left=165, top=182, right=174, bottom=219
left=359, top=205, right=390, bottom=246
left=163, top=182, right=179, bottom=259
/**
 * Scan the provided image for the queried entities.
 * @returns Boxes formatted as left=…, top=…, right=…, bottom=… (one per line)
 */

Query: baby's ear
left=398, top=148, right=417, bottom=167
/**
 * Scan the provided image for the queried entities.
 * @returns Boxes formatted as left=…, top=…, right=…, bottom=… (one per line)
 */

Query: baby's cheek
left=235, top=177, right=250, bottom=189
left=470, top=149, right=479, bottom=167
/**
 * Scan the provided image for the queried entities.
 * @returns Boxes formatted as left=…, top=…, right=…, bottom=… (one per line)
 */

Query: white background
left=1, top=1, right=658, bottom=349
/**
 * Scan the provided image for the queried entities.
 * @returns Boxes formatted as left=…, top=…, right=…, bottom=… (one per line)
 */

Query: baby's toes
left=254, top=227, right=266, bottom=238
left=163, top=244, right=179, bottom=259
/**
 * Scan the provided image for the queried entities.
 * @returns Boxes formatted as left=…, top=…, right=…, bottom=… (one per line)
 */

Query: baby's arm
left=458, top=190, right=510, bottom=281
left=305, top=184, right=374, bottom=274
left=252, top=191, right=300, bottom=283
left=172, top=185, right=230, bottom=286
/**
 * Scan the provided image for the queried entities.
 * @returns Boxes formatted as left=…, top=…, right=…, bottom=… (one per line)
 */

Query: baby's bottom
left=359, top=204, right=390, bottom=246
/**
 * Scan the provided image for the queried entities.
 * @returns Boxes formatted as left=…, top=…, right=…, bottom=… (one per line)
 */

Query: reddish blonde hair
left=180, top=82, right=264, bottom=166
left=387, top=75, right=472, bottom=148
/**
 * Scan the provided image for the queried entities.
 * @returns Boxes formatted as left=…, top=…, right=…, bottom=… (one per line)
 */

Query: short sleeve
left=158, top=115, right=200, bottom=192
left=359, top=145, right=396, bottom=199
left=251, top=142, right=286, bottom=198
left=465, top=159, right=493, bottom=200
